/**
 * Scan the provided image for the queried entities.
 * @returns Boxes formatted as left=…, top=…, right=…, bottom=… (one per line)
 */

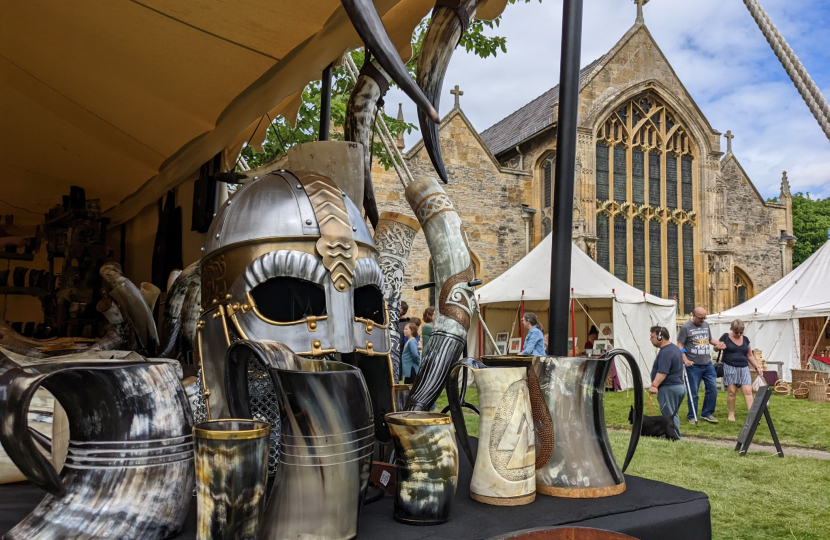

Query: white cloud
left=385, top=0, right=830, bottom=198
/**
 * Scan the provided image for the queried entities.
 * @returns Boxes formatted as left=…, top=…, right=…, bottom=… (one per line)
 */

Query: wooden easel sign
left=734, top=385, right=784, bottom=457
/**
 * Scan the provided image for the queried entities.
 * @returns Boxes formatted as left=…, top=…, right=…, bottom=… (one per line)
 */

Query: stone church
left=372, top=11, right=794, bottom=318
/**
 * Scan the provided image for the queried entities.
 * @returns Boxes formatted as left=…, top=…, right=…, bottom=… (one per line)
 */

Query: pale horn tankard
left=533, top=349, right=644, bottom=498
left=447, top=359, right=536, bottom=506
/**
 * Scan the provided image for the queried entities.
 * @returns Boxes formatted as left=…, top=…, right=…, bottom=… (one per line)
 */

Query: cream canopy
left=0, top=0, right=507, bottom=225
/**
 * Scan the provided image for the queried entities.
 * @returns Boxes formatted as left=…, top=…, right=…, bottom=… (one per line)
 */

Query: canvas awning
left=0, top=0, right=508, bottom=225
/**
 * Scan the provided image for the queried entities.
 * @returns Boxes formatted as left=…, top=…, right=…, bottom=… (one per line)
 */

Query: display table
left=0, top=439, right=711, bottom=540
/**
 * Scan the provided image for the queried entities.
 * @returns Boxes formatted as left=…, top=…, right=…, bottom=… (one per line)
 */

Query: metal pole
left=319, top=62, right=333, bottom=141
left=548, top=0, right=583, bottom=356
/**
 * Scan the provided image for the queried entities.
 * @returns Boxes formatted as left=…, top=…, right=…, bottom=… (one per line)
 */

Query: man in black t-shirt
left=649, top=326, right=686, bottom=439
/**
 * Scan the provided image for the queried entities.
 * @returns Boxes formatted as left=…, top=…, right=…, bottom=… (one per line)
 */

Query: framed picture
left=497, top=343, right=508, bottom=355
left=598, top=323, right=614, bottom=340
left=509, top=338, right=522, bottom=354
left=568, top=337, right=578, bottom=353
left=593, top=339, right=610, bottom=353
left=496, top=332, right=510, bottom=344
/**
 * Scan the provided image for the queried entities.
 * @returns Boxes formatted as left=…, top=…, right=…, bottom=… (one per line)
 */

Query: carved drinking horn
left=403, top=177, right=476, bottom=410
left=340, top=0, right=440, bottom=123
left=158, top=261, right=200, bottom=358
left=100, top=263, right=159, bottom=356
left=417, top=0, right=485, bottom=183
left=373, top=212, right=421, bottom=381
left=345, top=58, right=392, bottom=228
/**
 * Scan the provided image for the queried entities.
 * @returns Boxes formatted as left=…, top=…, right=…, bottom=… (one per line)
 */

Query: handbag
left=713, top=351, right=725, bottom=378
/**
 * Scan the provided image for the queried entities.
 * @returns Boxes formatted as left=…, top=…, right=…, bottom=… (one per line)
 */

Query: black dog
left=629, top=406, right=679, bottom=440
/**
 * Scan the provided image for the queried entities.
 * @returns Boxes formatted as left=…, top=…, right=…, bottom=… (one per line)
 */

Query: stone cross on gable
left=724, top=130, right=735, bottom=153
left=451, top=85, right=463, bottom=109
left=634, top=0, right=650, bottom=23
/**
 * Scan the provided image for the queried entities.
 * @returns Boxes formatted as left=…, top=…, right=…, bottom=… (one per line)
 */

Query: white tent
left=709, top=239, right=830, bottom=382
left=470, top=234, right=677, bottom=390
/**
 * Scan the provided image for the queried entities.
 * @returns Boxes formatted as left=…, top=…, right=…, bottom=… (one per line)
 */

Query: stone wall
left=371, top=110, right=529, bottom=317
left=721, top=156, right=789, bottom=293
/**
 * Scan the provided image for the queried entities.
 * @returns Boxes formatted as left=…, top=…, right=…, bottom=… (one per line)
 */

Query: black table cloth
left=1, top=441, right=711, bottom=540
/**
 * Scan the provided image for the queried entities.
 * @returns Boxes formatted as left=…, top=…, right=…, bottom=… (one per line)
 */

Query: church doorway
left=733, top=266, right=754, bottom=306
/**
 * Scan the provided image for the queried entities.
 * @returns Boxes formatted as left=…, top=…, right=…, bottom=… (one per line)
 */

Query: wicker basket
left=791, top=369, right=829, bottom=389
left=793, top=382, right=810, bottom=400
left=808, top=381, right=828, bottom=403
left=773, top=379, right=791, bottom=396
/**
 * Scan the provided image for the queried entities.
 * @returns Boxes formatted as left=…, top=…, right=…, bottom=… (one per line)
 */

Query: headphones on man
left=655, top=326, right=667, bottom=341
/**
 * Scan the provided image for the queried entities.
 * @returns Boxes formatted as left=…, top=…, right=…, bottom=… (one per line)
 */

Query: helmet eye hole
left=354, top=285, right=384, bottom=325
left=250, top=277, right=327, bottom=322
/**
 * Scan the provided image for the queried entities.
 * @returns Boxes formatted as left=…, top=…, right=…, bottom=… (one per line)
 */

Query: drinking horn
left=340, top=0, right=440, bottom=123
left=403, top=177, right=476, bottom=410
left=100, top=262, right=159, bottom=355
left=345, top=57, right=392, bottom=229
left=417, top=0, right=486, bottom=183
left=158, top=261, right=200, bottom=358
left=373, top=212, right=421, bottom=381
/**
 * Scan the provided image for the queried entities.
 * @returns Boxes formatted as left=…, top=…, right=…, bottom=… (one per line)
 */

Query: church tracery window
left=594, top=91, right=698, bottom=309
left=541, top=154, right=555, bottom=237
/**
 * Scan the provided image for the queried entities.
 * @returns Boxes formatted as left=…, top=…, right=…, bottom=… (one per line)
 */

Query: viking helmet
left=197, top=168, right=392, bottom=425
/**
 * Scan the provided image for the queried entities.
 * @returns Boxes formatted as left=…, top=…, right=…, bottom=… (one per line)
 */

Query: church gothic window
left=682, top=224, right=695, bottom=313
left=597, top=214, right=610, bottom=271
left=541, top=154, right=555, bottom=237
left=594, top=92, right=697, bottom=309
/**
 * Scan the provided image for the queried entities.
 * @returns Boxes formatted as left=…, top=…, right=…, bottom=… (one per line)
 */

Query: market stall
left=469, top=234, right=677, bottom=390
left=709, top=237, right=830, bottom=382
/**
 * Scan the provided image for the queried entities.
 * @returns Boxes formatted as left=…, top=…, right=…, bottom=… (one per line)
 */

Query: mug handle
left=446, top=357, right=487, bottom=465
left=604, top=348, right=643, bottom=473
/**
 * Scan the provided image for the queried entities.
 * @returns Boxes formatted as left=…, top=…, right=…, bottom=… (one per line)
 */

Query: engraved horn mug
left=0, top=351, right=194, bottom=540
left=193, top=419, right=271, bottom=540
left=447, top=359, right=536, bottom=506
left=386, top=411, right=459, bottom=525
left=533, top=349, right=644, bottom=498
left=226, top=340, right=374, bottom=540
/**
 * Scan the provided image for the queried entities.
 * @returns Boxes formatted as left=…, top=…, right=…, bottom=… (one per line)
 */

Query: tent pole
left=520, top=290, right=526, bottom=349
left=548, top=0, right=583, bottom=356
left=570, top=289, right=576, bottom=356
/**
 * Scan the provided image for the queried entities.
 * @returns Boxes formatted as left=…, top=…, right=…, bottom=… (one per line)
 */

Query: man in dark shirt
left=649, top=326, right=686, bottom=439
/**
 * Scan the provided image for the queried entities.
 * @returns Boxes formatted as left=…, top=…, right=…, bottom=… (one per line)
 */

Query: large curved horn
left=417, top=0, right=483, bottom=183
left=341, top=0, right=440, bottom=123
left=345, top=59, right=391, bottom=228
left=100, top=263, right=159, bottom=356
left=158, top=261, right=200, bottom=358
left=403, top=177, right=476, bottom=410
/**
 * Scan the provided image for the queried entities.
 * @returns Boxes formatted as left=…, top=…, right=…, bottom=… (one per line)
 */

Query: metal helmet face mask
left=197, top=169, right=393, bottom=440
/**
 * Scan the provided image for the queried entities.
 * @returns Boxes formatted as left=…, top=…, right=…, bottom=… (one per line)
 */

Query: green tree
left=241, top=0, right=539, bottom=170
left=790, top=193, right=830, bottom=266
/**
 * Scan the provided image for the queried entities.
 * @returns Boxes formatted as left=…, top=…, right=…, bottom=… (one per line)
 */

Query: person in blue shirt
left=520, top=313, right=546, bottom=356
left=401, top=322, right=421, bottom=383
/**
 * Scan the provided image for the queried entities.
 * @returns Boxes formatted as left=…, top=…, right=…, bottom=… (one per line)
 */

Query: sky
left=384, top=0, right=830, bottom=200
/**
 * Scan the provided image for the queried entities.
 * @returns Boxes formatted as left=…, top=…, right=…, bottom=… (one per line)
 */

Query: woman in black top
left=719, top=319, right=763, bottom=422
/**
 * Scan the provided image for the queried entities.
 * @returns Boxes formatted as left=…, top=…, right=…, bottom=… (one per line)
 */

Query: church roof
left=479, top=58, right=600, bottom=156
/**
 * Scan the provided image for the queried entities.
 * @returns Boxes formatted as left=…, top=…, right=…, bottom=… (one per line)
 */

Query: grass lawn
left=434, top=387, right=830, bottom=539
left=604, top=388, right=830, bottom=450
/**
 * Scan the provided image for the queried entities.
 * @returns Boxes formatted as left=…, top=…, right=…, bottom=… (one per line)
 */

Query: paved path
left=608, top=427, right=830, bottom=460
